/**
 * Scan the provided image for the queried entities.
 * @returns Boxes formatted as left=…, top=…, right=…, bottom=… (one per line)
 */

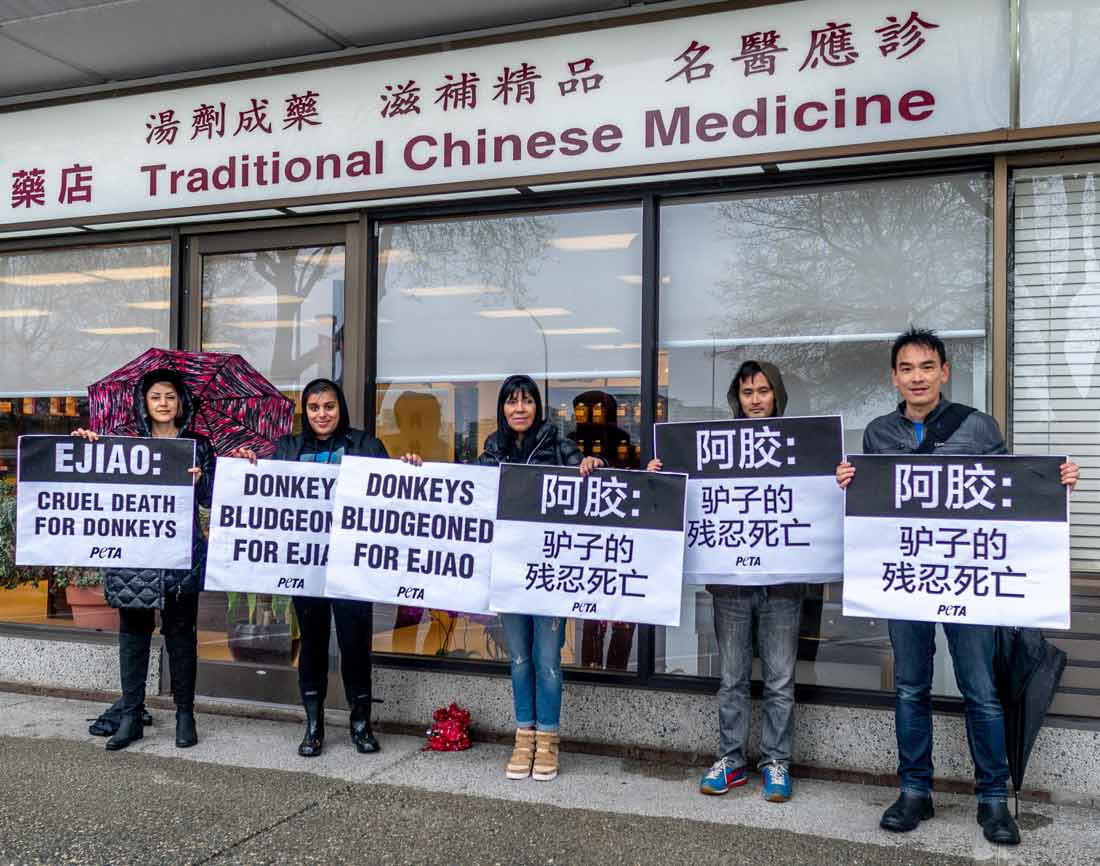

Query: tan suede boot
left=532, top=730, right=560, bottom=781
left=505, top=728, right=536, bottom=780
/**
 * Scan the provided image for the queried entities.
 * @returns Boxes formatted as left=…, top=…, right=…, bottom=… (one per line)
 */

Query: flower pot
left=228, top=621, right=297, bottom=665
left=64, top=585, right=119, bottom=631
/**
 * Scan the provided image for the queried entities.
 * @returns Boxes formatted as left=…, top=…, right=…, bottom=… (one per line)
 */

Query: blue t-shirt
left=299, top=446, right=345, bottom=464
left=912, top=421, right=924, bottom=445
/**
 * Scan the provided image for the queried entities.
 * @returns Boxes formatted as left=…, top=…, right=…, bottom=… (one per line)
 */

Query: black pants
left=293, top=596, right=373, bottom=708
left=117, top=591, right=199, bottom=714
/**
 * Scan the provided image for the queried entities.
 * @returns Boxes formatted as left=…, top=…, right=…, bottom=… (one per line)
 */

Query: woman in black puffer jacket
left=74, top=368, right=214, bottom=752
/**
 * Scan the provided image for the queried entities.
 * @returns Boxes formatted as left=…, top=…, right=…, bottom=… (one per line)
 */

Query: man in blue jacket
left=837, top=327, right=1079, bottom=846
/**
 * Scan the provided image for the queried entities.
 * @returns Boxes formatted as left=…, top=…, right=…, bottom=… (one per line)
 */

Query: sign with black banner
left=16, top=434, right=195, bottom=569
left=843, top=454, right=1070, bottom=629
left=325, top=457, right=499, bottom=614
left=654, top=416, right=844, bottom=585
left=205, top=459, right=339, bottom=596
left=490, top=465, right=688, bottom=626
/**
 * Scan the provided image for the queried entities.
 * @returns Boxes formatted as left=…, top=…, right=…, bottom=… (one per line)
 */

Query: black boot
left=977, top=801, right=1021, bottom=846
left=350, top=698, right=380, bottom=754
left=89, top=698, right=153, bottom=736
left=880, top=792, right=934, bottom=832
left=175, top=708, right=198, bottom=748
left=106, top=631, right=150, bottom=752
left=298, top=700, right=324, bottom=757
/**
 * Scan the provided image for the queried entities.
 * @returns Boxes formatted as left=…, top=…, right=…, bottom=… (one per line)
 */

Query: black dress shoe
left=880, top=792, right=934, bottom=832
left=977, top=801, right=1021, bottom=846
left=175, top=709, right=198, bottom=749
left=105, top=713, right=144, bottom=752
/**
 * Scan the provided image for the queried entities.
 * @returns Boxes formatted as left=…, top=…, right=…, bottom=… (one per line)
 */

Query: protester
left=836, top=327, right=1079, bottom=845
left=478, top=374, right=604, bottom=781
left=649, top=360, right=803, bottom=802
left=73, top=369, right=214, bottom=751
left=231, top=377, right=421, bottom=757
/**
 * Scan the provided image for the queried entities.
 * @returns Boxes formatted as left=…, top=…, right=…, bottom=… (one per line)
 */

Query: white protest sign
left=325, top=457, right=499, bottom=613
left=205, top=458, right=339, bottom=596
left=491, top=465, right=688, bottom=626
left=654, top=416, right=844, bottom=585
left=843, top=454, right=1070, bottom=629
left=16, top=434, right=195, bottom=569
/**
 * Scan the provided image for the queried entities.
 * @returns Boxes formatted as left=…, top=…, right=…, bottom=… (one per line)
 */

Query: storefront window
left=1012, top=165, right=1100, bottom=718
left=375, top=205, right=643, bottom=669
left=655, top=174, right=992, bottom=698
left=0, top=242, right=171, bottom=626
left=197, top=244, right=344, bottom=665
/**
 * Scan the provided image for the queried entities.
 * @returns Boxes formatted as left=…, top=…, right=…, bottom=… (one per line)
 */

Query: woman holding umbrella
left=478, top=374, right=604, bottom=782
left=231, top=377, right=421, bottom=757
left=73, top=368, right=215, bottom=751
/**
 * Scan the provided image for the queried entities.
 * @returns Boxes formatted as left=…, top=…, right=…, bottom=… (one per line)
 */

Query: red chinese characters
left=435, top=72, right=479, bottom=111
left=876, top=12, right=939, bottom=60
left=58, top=164, right=93, bottom=205
left=191, top=102, right=226, bottom=140
left=559, top=58, right=603, bottom=96
left=283, top=90, right=321, bottom=130
left=145, top=110, right=180, bottom=145
left=666, top=40, right=714, bottom=83
left=234, top=98, right=272, bottom=135
left=380, top=80, right=421, bottom=118
left=9, top=164, right=94, bottom=209
left=493, top=63, right=541, bottom=105
left=799, top=21, right=860, bottom=70
left=10, top=169, right=46, bottom=209
left=731, top=31, right=788, bottom=77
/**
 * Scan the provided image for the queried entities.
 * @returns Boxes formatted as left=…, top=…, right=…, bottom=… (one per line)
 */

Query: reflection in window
left=656, top=174, right=992, bottom=698
left=0, top=242, right=171, bottom=626
left=375, top=206, right=644, bottom=669
left=199, top=245, right=344, bottom=666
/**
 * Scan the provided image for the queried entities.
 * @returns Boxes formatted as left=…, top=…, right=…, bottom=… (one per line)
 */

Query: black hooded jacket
left=272, top=378, right=388, bottom=462
left=104, top=370, right=216, bottom=609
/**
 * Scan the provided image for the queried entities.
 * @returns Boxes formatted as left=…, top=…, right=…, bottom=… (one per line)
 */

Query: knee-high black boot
left=298, top=699, right=324, bottom=757
left=106, top=631, right=149, bottom=751
left=350, top=694, right=380, bottom=754
left=164, top=630, right=198, bottom=748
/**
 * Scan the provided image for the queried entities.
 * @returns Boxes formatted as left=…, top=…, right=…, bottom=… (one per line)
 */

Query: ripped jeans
left=501, top=613, right=566, bottom=731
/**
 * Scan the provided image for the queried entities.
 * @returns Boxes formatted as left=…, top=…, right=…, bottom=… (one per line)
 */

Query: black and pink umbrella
left=87, top=347, right=294, bottom=457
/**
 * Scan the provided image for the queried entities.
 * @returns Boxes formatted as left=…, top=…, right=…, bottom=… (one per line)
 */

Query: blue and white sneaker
left=762, top=762, right=792, bottom=802
left=699, top=756, right=747, bottom=795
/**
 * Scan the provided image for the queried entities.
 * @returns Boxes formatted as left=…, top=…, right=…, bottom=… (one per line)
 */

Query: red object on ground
left=423, top=702, right=472, bottom=751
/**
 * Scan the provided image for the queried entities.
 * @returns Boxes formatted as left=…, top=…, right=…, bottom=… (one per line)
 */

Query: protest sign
left=326, top=457, right=499, bottom=614
left=16, top=434, right=195, bottom=569
left=654, top=416, right=844, bottom=585
left=205, top=458, right=338, bottom=596
left=843, top=455, right=1070, bottom=629
left=491, top=465, right=688, bottom=626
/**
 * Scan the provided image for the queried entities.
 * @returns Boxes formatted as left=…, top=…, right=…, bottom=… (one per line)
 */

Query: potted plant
left=0, top=480, right=52, bottom=592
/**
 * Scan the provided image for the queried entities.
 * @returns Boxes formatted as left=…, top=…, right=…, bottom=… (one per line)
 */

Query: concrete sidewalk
left=0, top=691, right=1096, bottom=866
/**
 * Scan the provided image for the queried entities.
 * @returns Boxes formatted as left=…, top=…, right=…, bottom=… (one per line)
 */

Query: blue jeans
left=889, top=620, right=1010, bottom=803
left=711, top=584, right=803, bottom=769
left=501, top=613, right=566, bottom=732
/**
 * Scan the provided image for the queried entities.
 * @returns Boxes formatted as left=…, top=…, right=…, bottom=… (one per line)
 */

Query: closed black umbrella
left=994, top=626, right=1068, bottom=816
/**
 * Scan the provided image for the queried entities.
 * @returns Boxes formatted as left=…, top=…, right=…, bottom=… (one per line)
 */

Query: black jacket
left=478, top=421, right=583, bottom=468
left=272, top=428, right=388, bottom=462
left=104, top=377, right=216, bottom=609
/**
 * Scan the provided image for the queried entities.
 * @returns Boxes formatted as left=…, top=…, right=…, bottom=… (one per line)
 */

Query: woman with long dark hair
left=74, top=369, right=214, bottom=751
left=232, top=378, right=420, bottom=757
left=478, top=374, right=604, bottom=781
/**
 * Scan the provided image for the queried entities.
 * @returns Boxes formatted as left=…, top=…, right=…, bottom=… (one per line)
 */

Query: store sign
left=15, top=435, right=195, bottom=569
left=204, top=459, right=338, bottom=597
left=325, top=457, right=499, bottom=614
left=654, top=416, right=844, bottom=585
left=842, top=455, right=1070, bottom=629
left=490, top=465, right=687, bottom=626
left=1, top=0, right=1008, bottom=228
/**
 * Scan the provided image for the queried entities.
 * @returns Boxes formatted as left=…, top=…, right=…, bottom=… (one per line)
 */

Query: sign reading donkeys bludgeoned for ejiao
left=491, top=465, right=688, bottom=626
left=843, top=454, right=1071, bottom=629
left=654, top=416, right=844, bottom=585
left=325, top=457, right=499, bottom=614
left=16, top=434, right=195, bottom=569
left=204, top=458, right=339, bottom=596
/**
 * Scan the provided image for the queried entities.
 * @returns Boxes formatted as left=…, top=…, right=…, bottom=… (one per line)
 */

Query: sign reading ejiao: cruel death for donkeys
left=491, top=465, right=688, bottom=626
left=843, top=455, right=1070, bottom=629
left=16, top=434, right=195, bottom=569
left=325, top=457, right=499, bottom=614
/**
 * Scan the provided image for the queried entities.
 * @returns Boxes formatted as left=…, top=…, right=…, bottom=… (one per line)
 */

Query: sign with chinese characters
left=1, top=0, right=1008, bottom=228
left=843, top=455, right=1070, bottom=629
left=15, top=435, right=194, bottom=569
left=490, top=465, right=688, bottom=626
left=204, top=458, right=338, bottom=597
left=654, top=416, right=844, bottom=585
left=325, top=457, right=499, bottom=614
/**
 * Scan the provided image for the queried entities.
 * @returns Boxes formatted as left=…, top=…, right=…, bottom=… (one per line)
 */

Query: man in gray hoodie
left=651, top=360, right=801, bottom=802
